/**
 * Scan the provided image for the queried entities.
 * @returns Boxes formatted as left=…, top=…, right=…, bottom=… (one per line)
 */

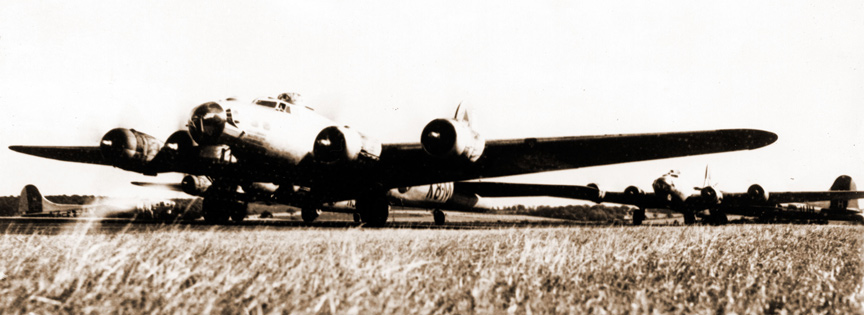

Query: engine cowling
left=180, top=175, right=212, bottom=196
left=313, top=126, right=381, bottom=164
left=747, top=184, right=770, bottom=203
left=420, top=119, right=485, bottom=162
left=624, top=186, right=644, bottom=196
left=701, top=186, right=723, bottom=205
left=100, top=128, right=164, bottom=173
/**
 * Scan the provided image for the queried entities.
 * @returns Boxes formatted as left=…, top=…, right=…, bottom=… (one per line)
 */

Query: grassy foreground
left=0, top=225, right=863, bottom=314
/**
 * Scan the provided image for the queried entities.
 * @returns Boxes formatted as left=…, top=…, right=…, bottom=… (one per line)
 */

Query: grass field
left=0, top=225, right=862, bottom=314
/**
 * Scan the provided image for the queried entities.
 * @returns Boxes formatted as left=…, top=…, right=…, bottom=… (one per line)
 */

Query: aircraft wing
left=454, top=182, right=603, bottom=201
left=720, top=191, right=864, bottom=205
left=131, top=182, right=184, bottom=192
left=378, top=129, right=777, bottom=188
left=8, top=146, right=109, bottom=165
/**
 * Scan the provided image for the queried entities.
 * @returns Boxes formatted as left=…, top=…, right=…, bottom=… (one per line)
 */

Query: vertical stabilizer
left=830, top=175, right=858, bottom=210
left=18, top=185, right=46, bottom=214
left=453, top=102, right=470, bottom=123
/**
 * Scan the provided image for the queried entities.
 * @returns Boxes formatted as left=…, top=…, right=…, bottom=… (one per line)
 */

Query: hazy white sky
left=1, top=1, right=862, bottom=205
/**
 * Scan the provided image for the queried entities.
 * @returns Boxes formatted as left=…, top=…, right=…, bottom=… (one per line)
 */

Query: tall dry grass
left=0, top=225, right=861, bottom=314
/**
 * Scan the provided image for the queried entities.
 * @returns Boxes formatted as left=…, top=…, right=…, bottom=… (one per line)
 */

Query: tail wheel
left=433, top=209, right=446, bottom=225
left=301, top=207, right=321, bottom=223
left=632, top=208, right=646, bottom=226
left=356, top=195, right=389, bottom=227
left=683, top=211, right=696, bottom=225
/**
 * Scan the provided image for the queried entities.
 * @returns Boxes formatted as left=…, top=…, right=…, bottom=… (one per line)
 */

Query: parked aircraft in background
left=18, top=185, right=180, bottom=220
left=9, top=93, right=777, bottom=226
left=464, top=172, right=864, bottom=225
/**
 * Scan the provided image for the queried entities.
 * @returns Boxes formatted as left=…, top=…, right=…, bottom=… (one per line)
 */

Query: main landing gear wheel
left=229, top=202, right=248, bottom=223
left=353, top=213, right=361, bottom=223
left=356, top=196, right=389, bottom=227
left=301, top=207, right=321, bottom=223
left=202, top=198, right=247, bottom=224
left=709, top=210, right=728, bottom=225
left=432, top=209, right=446, bottom=225
left=683, top=211, right=696, bottom=225
left=632, top=208, right=646, bottom=226
left=202, top=198, right=230, bottom=224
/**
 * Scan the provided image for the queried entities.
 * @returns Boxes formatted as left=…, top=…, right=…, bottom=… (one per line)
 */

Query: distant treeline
left=493, top=204, right=633, bottom=222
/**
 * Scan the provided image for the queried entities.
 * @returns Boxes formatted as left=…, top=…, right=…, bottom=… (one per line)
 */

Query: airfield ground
left=0, top=215, right=861, bottom=314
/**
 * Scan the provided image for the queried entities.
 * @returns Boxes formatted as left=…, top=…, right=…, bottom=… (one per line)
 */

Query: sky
left=1, top=1, right=863, bottom=206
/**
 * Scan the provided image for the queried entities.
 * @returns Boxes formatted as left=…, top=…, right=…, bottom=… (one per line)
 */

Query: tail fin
left=829, top=175, right=858, bottom=210
left=702, top=165, right=712, bottom=188
left=18, top=185, right=47, bottom=214
left=453, top=102, right=470, bottom=123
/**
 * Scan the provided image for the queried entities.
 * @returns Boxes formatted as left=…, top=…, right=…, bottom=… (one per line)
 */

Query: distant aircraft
left=9, top=93, right=777, bottom=226
left=18, top=185, right=180, bottom=220
left=463, top=172, right=864, bottom=225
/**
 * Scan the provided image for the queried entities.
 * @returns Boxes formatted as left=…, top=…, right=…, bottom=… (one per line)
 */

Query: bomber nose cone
left=188, top=102, right=226, bottom=145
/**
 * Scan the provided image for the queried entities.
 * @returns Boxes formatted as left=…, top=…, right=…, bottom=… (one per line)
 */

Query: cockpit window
left=255, top=99, right=291, bottom=113
left=256, top=100, right=277, bottom=108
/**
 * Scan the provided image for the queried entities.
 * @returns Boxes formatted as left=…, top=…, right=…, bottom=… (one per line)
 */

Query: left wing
left=378, top=129, right=777, bottom=188
left=720, top=191, right=864, bottom=205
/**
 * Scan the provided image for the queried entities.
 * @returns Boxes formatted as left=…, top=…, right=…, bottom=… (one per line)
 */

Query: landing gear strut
left=433, top=209, right=446, bottom=225
left=356, top=195, right=389, bottom=227
left=632, top=208, right=646, bottom=226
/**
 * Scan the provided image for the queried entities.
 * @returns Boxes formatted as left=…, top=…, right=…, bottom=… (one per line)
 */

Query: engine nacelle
left=313, top=126, right=381, bottom=164
left=701, top=186, right=723, bottom=205
left=100, top=128, right=164, bottom=173
left=180, top=175, right=212, bottom=196
left=420, top=119, right=485, bottom=162
left=747, top=184, right=770, bottom=203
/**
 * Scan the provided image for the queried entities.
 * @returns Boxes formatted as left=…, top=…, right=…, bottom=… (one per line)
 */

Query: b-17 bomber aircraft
left=467, top=171, right=864, bottom=225
left=18, top=185, right=180, bottom=220
left=10, top=93, right=777, bottom=226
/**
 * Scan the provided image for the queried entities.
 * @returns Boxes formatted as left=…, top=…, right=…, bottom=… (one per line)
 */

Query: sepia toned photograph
left=0, top=1, right=863, bottom=313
